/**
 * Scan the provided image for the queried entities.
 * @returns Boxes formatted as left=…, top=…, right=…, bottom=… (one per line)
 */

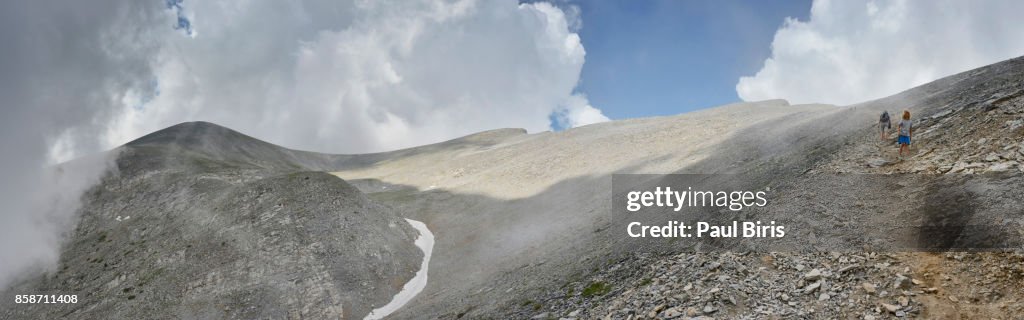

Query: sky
left=2, top=0, right=1024, bottom=289
left=565, top=0, right=812, bottom=119
left=567, top=0, right=1024, bottom=118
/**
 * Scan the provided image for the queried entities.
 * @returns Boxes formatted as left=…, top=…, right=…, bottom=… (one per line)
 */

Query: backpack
left=880, top=111, right=890, bottom=128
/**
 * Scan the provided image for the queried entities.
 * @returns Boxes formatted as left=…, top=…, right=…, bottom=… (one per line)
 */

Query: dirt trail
left=906, top=253, right=964, bottom=318
left=901, top=251, right=1024, bottom=319
left=812, top=75, right=1024, bottom=318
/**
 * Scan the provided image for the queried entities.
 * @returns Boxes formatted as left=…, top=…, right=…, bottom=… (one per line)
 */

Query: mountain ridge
left=2, top=55, right=1023, bottom=319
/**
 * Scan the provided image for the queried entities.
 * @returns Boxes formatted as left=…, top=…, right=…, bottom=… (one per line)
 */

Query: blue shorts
left=898, top=135, right=911, bottom=145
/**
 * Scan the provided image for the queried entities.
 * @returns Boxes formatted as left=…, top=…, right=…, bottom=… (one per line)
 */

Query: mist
left=0, top=0, right=600, bottom=290
left=0, top=152, right=121, bottom=288
left=0, top=1, right=164, bottom=289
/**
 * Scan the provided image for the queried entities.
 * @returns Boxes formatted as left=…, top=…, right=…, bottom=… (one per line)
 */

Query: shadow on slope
left=343, top=55, right=1024, bottom=319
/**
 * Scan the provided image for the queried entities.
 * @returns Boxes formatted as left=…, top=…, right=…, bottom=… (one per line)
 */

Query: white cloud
left=0, top=0, right=604, bottom=289
left=554, top=93, right=609, bottom=128
left=104, top=0, right=605, bottom=153
left=737, top=0, right=1024, bottom=105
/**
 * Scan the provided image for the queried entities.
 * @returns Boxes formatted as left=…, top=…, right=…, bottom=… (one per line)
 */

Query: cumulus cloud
left=553, top=93, right=610, bottom=128
left=737, top=0, right=1024, bottom=105
left=105, top=0, right=605, bottom=153
left=0, top=0, right=603, bottom=289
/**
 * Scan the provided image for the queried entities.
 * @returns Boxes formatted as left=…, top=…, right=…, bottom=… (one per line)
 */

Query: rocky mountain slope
left=1, top=123, right=422, bottom=319
left=329, top=56, right=1024, bottom=319
left=532, top=57, right=1024, bottom=319
left=2, top=54, right=1022, bottom=319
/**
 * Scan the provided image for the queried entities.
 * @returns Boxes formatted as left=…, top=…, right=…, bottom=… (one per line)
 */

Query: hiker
left=897, top=110, right=913, bottom=159
left=879, top=111, right=892, bottom=140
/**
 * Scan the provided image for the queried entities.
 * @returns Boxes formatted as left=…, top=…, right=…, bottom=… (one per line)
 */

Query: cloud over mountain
left=105, top=0, right=606, bottom=154
left=737, top=0, right=1024, bottom=105
left=0, top=0, right=604, bottom=289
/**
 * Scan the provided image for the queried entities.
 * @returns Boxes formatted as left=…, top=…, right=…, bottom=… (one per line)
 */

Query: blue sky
left=562, top=0, right=811, bottom=119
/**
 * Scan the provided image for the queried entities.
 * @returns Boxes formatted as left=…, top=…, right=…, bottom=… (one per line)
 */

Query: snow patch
left=364, top=218, right=434, bottom=320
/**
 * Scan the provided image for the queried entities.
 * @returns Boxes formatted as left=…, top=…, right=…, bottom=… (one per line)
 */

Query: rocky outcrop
left=1, top=122, right=421, bottom=319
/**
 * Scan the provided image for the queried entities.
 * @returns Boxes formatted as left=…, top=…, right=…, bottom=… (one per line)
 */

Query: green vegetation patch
left=519, top=299, right=543, bottom=311
left=639, top=278, right=652, bottom=286
left=581, top=281, right=611, bottom=298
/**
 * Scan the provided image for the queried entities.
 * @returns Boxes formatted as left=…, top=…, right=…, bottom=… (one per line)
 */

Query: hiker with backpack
left=879, top=110, right=892, bottom=140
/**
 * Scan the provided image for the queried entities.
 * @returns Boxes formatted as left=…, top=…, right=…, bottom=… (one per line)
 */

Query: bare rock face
left=1, top=122, right=421, bottom=319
